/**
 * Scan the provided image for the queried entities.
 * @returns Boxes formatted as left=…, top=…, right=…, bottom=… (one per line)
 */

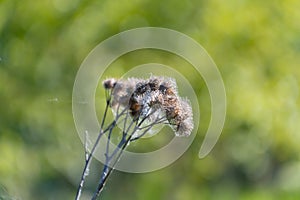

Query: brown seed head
left=102, top=76, right=194, bottom=136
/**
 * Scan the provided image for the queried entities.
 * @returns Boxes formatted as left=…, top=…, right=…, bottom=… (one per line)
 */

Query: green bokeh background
left=1, top=0, right=300, bottom=199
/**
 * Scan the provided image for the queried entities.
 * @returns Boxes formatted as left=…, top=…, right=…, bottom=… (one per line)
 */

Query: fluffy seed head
left=102, top=76, right=194, bottom=136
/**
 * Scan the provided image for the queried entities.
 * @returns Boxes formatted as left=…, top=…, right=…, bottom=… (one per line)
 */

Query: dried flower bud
left=103, top=78, right=116, bottom=89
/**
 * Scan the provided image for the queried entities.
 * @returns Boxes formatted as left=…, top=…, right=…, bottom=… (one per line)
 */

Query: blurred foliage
left=1, top=0, right=300, bottom=199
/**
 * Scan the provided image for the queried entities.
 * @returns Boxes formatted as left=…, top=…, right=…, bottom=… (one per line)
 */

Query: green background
left=1, top=0, right=300, bottom=199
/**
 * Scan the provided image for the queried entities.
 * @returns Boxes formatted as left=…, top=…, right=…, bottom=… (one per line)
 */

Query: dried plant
left=75, top=76, right=193, bottom=200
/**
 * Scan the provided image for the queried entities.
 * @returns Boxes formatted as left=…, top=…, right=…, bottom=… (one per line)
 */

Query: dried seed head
left=109, top=78, right=141, bottom=109
left=148, top=78, right=160, bottom=91
left=174, top=98, right=194, bottom=136
left=102, top=76, right=194, bottom=136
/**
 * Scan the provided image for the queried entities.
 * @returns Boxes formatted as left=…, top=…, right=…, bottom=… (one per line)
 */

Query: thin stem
left=91, top=136, right=131, bottom=200
left=91, top=133, right=134, bottom=199
left=101, top=106, right=129, bottom=177
left=105, top=121, right=115, bottom=159
left=91, top=110, right=156, bottom=199
left=84, top=130, right=89, bottom=161
left=75, top=100, right=110, bottom=200
left=130, top=117, right=167, bottom=141
left=137, top=117, right=167, bottom=130
left=75, top=92, right=128, bottom=200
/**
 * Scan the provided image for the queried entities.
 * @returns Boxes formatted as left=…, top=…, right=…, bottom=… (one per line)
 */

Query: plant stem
left=74, top=101, right=110, bottom=200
